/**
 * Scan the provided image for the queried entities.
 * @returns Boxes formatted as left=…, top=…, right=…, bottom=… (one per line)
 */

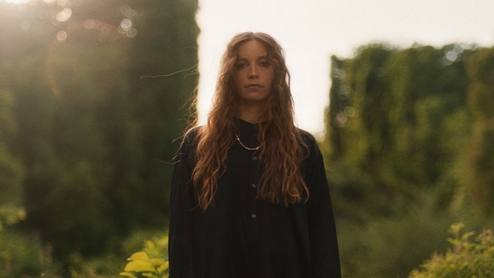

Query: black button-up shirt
left=169, top=119, right=341, bottom=278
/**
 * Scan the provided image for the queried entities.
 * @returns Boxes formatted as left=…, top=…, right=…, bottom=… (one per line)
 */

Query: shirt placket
left=246, top=152, right=260, bottom=243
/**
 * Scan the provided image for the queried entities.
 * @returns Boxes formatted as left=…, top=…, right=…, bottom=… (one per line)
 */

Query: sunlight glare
left=55, top=7, right=71, bottom=22
left=4, top=0, right=32, bottom=4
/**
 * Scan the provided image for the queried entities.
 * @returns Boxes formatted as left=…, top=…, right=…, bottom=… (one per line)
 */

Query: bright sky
left=196, top=0, right=494, bottom=137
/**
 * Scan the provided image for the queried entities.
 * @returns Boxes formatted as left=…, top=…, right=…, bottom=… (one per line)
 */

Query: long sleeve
left=304, top=134, right=341, bottom=278
left=168, top=129, right=197, bottom=278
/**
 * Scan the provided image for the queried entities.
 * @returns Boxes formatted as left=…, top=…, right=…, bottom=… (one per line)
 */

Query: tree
left=0, top=0, right=199, bottom=263
left=463, top=47, right=494, bottom=216
left=324, top=43, right=479, bottom=277
left=0, top=89, right=25, bottom=208
left=325, top=44, right=475, bottom=218
left=126, top=0, right=199, bottom=224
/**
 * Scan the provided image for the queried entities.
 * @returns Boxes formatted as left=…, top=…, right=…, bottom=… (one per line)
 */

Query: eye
left=235, top=61, right=247, bottom=70
left=259, top=60, right=271, bottom=67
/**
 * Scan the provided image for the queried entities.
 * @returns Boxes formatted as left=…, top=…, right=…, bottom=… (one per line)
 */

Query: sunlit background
left=4, top=0, right=494, bottom=135
left=2, top=0, right=494, bottom=277
left=197, top=0, right=494, bottom=136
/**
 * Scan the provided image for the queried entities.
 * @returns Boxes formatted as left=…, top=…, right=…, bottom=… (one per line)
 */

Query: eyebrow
left=236, top=55, right=269, bottom=61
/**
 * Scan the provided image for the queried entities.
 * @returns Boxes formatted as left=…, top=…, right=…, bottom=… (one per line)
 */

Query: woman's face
left=233, top=40, right=275, bottom=106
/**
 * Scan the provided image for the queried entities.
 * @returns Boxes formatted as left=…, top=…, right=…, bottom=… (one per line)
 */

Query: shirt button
left=252, top=156, right=258, bottom=161
left=251, top=183, right=257, bottom=188
left=251, top=213, right=257, bottom=219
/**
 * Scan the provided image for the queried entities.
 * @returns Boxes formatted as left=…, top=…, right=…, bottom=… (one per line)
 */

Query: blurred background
left=1, top=0, right=494, bottom=277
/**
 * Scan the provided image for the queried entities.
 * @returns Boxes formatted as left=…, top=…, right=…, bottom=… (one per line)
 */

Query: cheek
left=267, top=72, right=275, bottom=86
left=233, top=74, right=241, bottom=90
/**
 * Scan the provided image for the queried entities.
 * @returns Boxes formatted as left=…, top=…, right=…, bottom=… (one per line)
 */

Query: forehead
left=236, top=40, right=268, bottom=59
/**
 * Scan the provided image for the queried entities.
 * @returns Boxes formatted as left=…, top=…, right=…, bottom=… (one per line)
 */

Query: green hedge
left=410, top=223, right=494, bottom=278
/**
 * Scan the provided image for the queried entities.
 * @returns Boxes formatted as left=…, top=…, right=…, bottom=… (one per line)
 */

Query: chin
left=240, top=97, right=269, bottom=104
left=240, top=92, right=270, bottom=102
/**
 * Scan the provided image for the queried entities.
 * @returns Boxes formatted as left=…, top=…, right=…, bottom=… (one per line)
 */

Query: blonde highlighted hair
left=192, top=32, right=308, bottom=210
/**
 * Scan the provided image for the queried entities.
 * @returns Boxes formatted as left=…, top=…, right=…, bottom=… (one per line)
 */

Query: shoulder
left=183, top=126, right=202, bottom=143
left=297, top=128, right=320, bottom=154
left=297, top=128, right=316, bottom=143
left=177, top=126, right=203, bottom=155
left=184, top=126, right=203, bottom=141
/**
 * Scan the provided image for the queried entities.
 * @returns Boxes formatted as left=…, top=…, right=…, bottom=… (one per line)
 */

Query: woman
left=169, top=32, right=340, bottom=278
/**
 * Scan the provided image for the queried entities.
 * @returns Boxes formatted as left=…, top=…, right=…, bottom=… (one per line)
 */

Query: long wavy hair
left=192, top=32, right=308, bottom=210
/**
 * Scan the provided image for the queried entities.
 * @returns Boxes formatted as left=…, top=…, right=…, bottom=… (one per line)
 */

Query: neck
left=238, top=103, right=266, bottom=124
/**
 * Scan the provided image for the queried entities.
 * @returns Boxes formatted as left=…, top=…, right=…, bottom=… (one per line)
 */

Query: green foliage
left=0, top=0, right=199, bottom=267
left=121, top=235, right=169, bottom=278
left=338, top=191, right=452, bottom=278
left=0, top=229, right=51, bottom=277
left=0, top=86, right=42, bottom=277
left=63, top=252, right=124, bottom=278
left=467, top=47, right=494, bottom=119
left=0, top=89, right=25, bottom=207
left=463, top=47, right=494, bottom=216
left=326, top=43, right=478, bottom=218
left=409, top=223, right=494, bottom=278
left=0, top=205, right=26, bottom=231
left=121, top=251, right=168, bottom=278
left=324, top=43, right=491, bottom=278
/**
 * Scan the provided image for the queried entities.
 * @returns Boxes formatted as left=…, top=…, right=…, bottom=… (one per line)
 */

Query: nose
left=248, top=65, right=258, bottom=78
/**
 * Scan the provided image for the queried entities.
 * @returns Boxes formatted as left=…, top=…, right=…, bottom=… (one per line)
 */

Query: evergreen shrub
left=410, top=223, right=494, bottom=278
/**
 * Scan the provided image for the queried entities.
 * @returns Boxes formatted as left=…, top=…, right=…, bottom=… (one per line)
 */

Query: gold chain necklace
left=235, top=133, right=260, bottom=151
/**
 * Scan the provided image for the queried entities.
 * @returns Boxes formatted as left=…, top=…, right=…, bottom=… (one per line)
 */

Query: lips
left=245, top=84, right=263, bottom=88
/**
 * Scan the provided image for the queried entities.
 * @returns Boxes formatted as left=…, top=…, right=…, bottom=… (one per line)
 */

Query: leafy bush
left=0, top=205, right=49, bottom=277
left=0, top=204, right=25, bottom=231
left=120, top=235, right=168, bottom=278
left=337, top=191, right=452, bottom=278
left=0, top=228, right=49, bottom=277
left=409, top=223, right=494, bottom=278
